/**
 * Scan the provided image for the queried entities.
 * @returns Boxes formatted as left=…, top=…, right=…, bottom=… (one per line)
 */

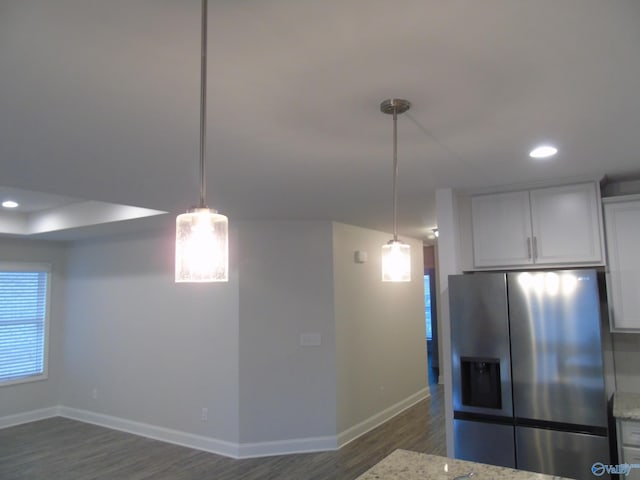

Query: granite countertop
left=355, top=450, right=572, bottom=480
left=613, top=392, right=640, bottom=420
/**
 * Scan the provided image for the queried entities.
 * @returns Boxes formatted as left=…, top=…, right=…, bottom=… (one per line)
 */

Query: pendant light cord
left=199, top=0, right=208, bottom=208
left=392, top=107, right=398, bottom=241
left=380, top=98, right=409, bottom=243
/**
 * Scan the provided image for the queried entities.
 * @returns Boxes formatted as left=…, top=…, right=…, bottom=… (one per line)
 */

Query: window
left=0, top=263, right=50, bottom=386
left=424, top=274, right=432, bottom=340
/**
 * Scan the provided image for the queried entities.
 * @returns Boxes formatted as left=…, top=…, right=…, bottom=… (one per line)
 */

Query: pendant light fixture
left=381, top=98, right=411, bottom=282
left=175, top=0, right=229, bottom=283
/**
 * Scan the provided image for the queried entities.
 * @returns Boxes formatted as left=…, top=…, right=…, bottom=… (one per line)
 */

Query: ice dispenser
left=460, top=357, right=501, bottom=409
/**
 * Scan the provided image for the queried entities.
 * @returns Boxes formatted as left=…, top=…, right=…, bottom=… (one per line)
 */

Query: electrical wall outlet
left=92, top=388, right=98, bottom=399
left=300, top=333, right=322, bottom=346
left=201, top=407, right=208, bottom=422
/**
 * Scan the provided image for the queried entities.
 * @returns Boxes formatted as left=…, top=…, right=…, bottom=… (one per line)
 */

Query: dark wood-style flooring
left=0, top=385, right=445, bottom=480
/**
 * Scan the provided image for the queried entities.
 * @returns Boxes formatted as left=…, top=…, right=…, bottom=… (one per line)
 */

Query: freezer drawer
left=454, top=418, right=516, bottom=468
left=516, top=426, right=609, bottom=480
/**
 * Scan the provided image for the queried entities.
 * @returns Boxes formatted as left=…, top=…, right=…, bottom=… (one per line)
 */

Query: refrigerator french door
left=450, top=270, right=610, bottom=479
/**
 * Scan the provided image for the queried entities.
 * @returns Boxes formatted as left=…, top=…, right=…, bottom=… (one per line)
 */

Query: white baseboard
left=58, top=406, right=340, bottom=459
left=2, top=405, right=338, bottom=459
left=0, top=406, right=60, bottom=429
left=58, top=406, right=241, bottom=458
left=1, top=390, right=427, bottom=459
left=337, top=387, right=431, bottom=447
left=238, top=435, right=338, bottom=459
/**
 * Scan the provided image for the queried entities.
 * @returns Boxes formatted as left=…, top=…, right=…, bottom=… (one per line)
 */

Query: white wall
left=63, top=223, right=240, bottom=443
left=435, top=188, right=462, bottom=457
left=2, top=218, right=433, bottom=456
left=237, top=221, right=337, bottom=445
left=333, top=222, right=428, bottom=439
left=0, top=237, right=67, bottom=418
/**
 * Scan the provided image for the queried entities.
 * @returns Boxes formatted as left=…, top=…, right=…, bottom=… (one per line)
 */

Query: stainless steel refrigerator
left=449, top=269, right=610, bottom=480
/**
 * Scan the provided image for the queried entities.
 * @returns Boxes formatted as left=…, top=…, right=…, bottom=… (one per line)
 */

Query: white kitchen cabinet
left=471, top=190, right=533, bottom=267
left=471, top=182, right=604, bottom=269
left=529, top=183, right=604, bottom=265
left=603, top=195, right=640, bottom=332
left=618, top=420, right=640, bottom=479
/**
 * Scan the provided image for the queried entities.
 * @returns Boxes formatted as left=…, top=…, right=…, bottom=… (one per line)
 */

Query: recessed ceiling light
left=529, top=145, right=558, bottom=159
left=2, top=200, right=19, bottom=208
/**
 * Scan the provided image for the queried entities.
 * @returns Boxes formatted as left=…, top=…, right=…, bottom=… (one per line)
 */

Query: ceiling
left=1, top=0, right=640, bottom=242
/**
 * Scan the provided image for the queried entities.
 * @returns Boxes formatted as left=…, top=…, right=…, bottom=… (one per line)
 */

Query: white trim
left=238, top=435, right=338, bottom=459
left=58, top=407, right=340, bottom=459
left=2, top=393, right=429, bottom=459
left=1, top=406, right=339, bottom=459
left=0, top=262, right=52, bottom=272
left=58, top=406, right=240, bottom=459
left=0, top=406, right=59, bottom=429
left=602, top=193, right=640, bottom=204
left=337, top=387, right=430, bottom=447
left=459, top=176, right=603, bottom=196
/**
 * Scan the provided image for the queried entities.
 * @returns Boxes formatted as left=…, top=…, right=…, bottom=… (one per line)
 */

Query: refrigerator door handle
left=526, top=237, right=532, bottom=259
left=532, top=236, right=538, bottom=260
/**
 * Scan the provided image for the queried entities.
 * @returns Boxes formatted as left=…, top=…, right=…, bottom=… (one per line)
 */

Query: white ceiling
left=1, top=0, right=640, bottom=242
left=0, top=186, right=165, bottom=239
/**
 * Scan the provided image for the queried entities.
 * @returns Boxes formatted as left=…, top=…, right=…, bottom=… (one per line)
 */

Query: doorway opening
left=424, top=246, right=439, bottom=385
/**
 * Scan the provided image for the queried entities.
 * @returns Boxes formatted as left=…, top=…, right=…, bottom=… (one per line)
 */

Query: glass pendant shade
left=175, top=208, right=228, bottom=282
left=381, top=240, right=411, bottom=282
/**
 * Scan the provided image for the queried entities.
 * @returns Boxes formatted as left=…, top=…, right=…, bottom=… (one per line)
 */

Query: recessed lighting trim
left=2, top=200, right=19, bottom=208
left=529, top=145, right=558, bottom=159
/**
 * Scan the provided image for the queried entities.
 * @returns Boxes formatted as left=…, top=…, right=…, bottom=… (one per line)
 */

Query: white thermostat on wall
left=354, top=250, right=368, bottom=263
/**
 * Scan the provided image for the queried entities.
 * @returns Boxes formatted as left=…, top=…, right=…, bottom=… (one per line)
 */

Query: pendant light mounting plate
left=380, top=98, right=411, bottom=115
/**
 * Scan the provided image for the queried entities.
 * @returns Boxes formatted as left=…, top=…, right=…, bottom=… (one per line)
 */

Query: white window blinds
left=0, top=264, right=50, bottom=384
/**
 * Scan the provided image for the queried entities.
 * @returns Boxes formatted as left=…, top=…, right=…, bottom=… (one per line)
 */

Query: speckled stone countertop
left=614, top=392, right=640, bottom=420
left=355, top=450, right=572, bottom=480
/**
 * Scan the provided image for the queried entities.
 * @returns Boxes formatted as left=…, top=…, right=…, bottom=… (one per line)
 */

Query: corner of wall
left=435, top=188, right=461, bottom=457
left=332, top=222, right=428, bottom=439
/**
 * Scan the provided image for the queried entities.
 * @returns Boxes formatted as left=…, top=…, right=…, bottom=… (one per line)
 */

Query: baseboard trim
left=58, top=406, right=241, bottom=458
left=238, top=435, right=338, bottom=459
left=337, top=387, right=431, bottom=447
left=1, top=391, right=428, bottom=459
left=0, top=406, right=60, bottom=429
left=56, top=407, right=338, bottom=459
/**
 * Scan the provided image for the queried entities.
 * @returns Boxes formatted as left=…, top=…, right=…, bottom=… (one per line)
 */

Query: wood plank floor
left=0, top=385, right=445, bottom=480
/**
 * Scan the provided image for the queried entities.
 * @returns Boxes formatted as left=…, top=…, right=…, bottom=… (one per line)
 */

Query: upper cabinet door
left=604, top=197, right=640, bottom=332
left=472, top=190, right=533, bottom=267
left=469, top=182, right=604, bottom=270
left=530, top=183, right=604, bottom=265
